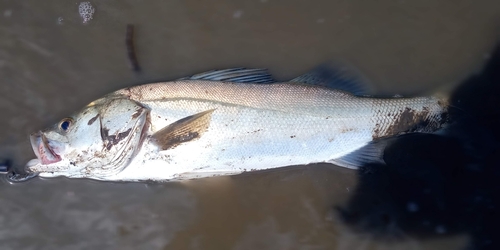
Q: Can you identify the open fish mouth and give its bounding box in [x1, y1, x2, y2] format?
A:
[30, 132, 62, 165]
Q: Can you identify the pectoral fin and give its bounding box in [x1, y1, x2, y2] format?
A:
[152, 109, 215, 150]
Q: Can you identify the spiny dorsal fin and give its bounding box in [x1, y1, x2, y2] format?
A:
[152, 109, 215, 150]
[178, 68, 276, 84]
[290, 62, 373, 96]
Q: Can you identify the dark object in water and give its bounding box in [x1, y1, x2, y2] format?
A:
[126, 24, 141, 72]
[0, 159, 38, 183]
[6, 170, 38, 183]
[0, 159, 10, 173]
[337, 43, 500, 250]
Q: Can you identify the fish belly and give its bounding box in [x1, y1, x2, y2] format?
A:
[107, 99, 376, 181]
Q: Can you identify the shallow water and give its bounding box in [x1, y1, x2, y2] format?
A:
[0, 0, 499, 249]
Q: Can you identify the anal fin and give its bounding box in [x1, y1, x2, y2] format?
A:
[328, 138, 394, 169]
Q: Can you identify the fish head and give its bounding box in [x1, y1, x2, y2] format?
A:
[28, 98, 150, 179]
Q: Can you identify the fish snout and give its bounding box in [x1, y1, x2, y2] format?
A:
[30, 131, 62, 165]
[29, 131, 42, 158]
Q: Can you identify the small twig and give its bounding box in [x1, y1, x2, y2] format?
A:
[126, 24, 141, 72]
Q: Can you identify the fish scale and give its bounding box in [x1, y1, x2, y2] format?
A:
[103, 81, 446, 181]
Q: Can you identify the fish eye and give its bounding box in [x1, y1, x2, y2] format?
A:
[59, 118, 73, 132]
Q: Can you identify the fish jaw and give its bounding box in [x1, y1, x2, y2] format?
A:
[30, 132, 62, 165]
[26, 157, 87, 178]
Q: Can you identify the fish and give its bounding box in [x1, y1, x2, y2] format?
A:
[26, 65, 449, 182]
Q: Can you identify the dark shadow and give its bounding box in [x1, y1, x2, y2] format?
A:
[336, 44, 500, 250]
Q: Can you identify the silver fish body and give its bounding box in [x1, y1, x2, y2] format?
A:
[27, 68, 448, 182]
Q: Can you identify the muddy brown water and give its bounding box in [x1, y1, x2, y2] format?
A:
[0, 0, 499, 249]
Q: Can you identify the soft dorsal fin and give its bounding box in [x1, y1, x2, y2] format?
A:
[178, 68, 276, 84]
[290, 63, 373, 96]
[152, 109, 215, 150]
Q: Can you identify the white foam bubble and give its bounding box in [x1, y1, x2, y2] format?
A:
[78, 2, 95, 24]
[233, 10, 243, 19]
[435, 225, 447, 234]
[3, 9, 12, 18]
[406, 201, 419, 212]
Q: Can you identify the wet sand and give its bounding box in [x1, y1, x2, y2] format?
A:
[0, 0, 499, 249]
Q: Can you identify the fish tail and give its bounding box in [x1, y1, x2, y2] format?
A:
[433, 91, 450, 109]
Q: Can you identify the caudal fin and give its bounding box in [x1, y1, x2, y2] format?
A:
[337, 42, 500, 250]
